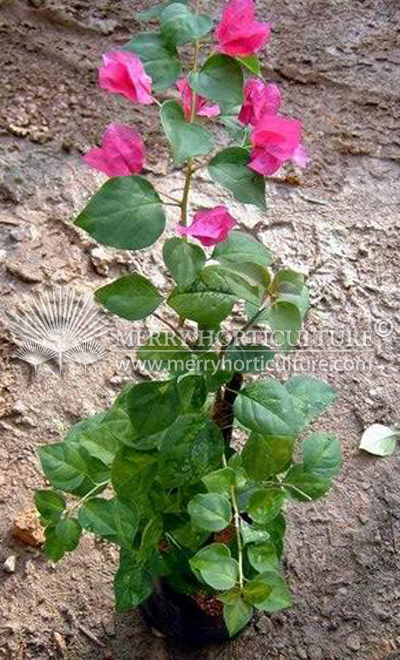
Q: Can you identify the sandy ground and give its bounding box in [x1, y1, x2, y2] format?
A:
[0, 0, 400, 658]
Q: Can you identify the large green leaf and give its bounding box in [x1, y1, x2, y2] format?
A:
[284, 465, 331, 501]
[202, 467, 235, 494]
[209, 147, 267, 211]
[242, 433, 295, 481]
[240, 520, 271, 546]
[248, 487, 285, 524]
[114, 552, 153, 611]
[123, 32, 180, 91]
[247, 541, 278, 573]
[223, 345, 274, 374]
[168, 279, 236, 327]
[163, 237, 206, 287]
[254, 570, 292, 612]
[111, 448, 158, 502]
[212, 231, 273, 268]
[189, 54, 244, 112]
[160, 3, 213, 46]
[34, 490, 66, 523]
[223, 598, 253, 637]
[160, 414, 224, 487]
[38, 443, 108, 496]
[95, 273, 162, 321]
[65, 413, 121, 466]
[127, 380, 181, 437]
[201, 264, 261, 305]
[55, 518, 82, 552]
[285, 375, 336, 427]
[266, 301, 303, 349]
[302, 432, 341, 478]
[160, 100, 214, 166]
[188, 493, 232, 532]
[75, 176, 166, 250]
[190, 543, 238, 590]
[234, 380, 302, 436]
[236, 55, 260, 75]
[271, 269, 309, 318]
[78, 497, 139, 547]
[243, 576, 271, 605]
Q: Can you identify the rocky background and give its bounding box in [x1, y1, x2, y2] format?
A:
[0, 1, 400, 659]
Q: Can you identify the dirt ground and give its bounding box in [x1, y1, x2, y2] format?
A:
[1, 0, 400, 658]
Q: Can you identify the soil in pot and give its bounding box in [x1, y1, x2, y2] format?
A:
[140, 578, 232, 644]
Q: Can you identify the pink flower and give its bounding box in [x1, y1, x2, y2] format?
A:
[178, 207, 236, 246]
[83, 124, 145, 177]
[99, 51, 153, 105]
[249, 114, 305, 175]
[176, 78, 220, 121]
[239, 79, 281, 126]
[216, 0, 271, 57]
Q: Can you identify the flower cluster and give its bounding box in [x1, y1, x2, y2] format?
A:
[83, 0, 306, 247]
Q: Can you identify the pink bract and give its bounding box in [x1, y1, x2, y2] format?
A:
[216, 0, 271, 57]
[178, 206, 236, 246]
[83, 124, 146, 177]
[239, 79, 281, 126]
[249, 114, 303, 175]
[99, 51, 153, 105]
[176, 78, 220, 120]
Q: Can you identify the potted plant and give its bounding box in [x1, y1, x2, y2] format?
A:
[34, 0, 341, 643]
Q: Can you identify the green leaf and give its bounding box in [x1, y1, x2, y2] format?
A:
[240, 520, 271, 546]
[202, 467, 235, 494]
[265, 513, 286, 559]
[242, 433, 295, 480]
[123, 32, 180, 91]
[285, 375, 336, 427]
[55, 517, 82, 551]
[189, 54, 244, 112]
[237, 55, 261, 75]
[188, 493, 232, 532]
[209, 147, 266, 211]
[190, 543, 238, 590]
[111, 448, 157, 502]
[34, 490, 66, 522]
[95, 274, 162, 321]
[75, 176, 166, 251]
[160, 415, 224, 487]
[127, 380, 181, 437]
[78, 497, 139, 547]
[43, 525, 65, 562]
[170, 521, 210, 552]
[114, 555, 153, 611]
[248, 488, 285, 524]
[201, 264, 261, 305]
[65, 413, 121, 466]
[160, 100, 214, 166]
[163, 238, 206, 286]
[253, 570, 292, 612]
[302, 432, 341, 478]
[223, 345, 274, 374]
[234, 379, 302, 436]
[168, 279, 235, 327]
[272, 269, 309, 318]
[223, 598, 253, 637]
[284, 465, 331, 501]
[160, 3, 213, 46]
[136, 0, 187, 21]
[139, 516, 163, 560]
[212, 231, 273, 268]
[267, 301, 302, 349]
[247, 541, 278, 573]
[38, 443, 108, 496]
[243, 576, 271, 605]
[359, 423, 398, 457]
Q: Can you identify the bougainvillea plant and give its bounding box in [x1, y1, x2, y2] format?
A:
[34, 0, 341, 639]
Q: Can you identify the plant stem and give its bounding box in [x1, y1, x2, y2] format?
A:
[180, 159, 193, 226]
[153, 312, 188, 345]
[67, 481, 109, 516]
[223, 454, 244, 589]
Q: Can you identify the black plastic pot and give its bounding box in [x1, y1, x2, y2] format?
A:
[139, 578, 230, 644]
